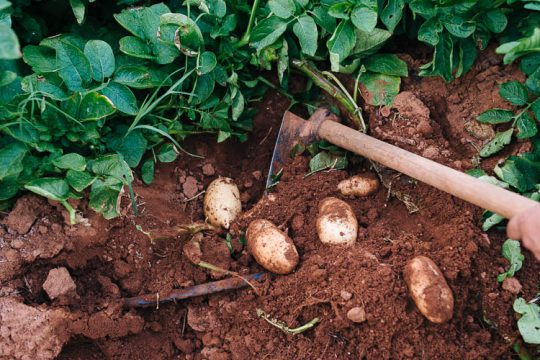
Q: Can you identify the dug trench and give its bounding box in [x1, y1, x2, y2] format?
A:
[1, 50, 539, 359]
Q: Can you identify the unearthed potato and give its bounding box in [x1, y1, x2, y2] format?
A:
[246, 219, 299, 274]
[204, 177, 241, 229]
[316, 197, 358, 245]
[338, 174, 379, 197]
[404, 256, 454, 324]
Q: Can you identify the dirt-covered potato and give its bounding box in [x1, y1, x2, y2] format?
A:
[204, 177, 241, 229]
[404, 256, 454, 324]
[316, 197, 358, 245]
[338, 174, 379, 197]
[246, 219, 299, 274]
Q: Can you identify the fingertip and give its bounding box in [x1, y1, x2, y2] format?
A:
[506, 217, 521, 240]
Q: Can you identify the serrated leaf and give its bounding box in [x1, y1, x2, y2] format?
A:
[100, 81, 138, 115]
[516, 113, 537, 139]
[53, 153, 86, 171]
[84, 40, 115, 82]
[268, 0, 296, 19]
[250, 16, 288, 51]
[351, 6, 377, 33]
[480, 128, 513, 157]
[364, 54, 407, 77]
[499, 81, 529, 106]
[141, 159, 154, 185]
[327, 20, 356, 71]
[477, 109, 515, 124]
[293, 15, 318, 56]
[0, 142, 26, 180]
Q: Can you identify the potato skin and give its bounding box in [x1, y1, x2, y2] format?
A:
[204, 177, 241, 229]
[404, 256, 454, 323]
[246, 219, 299, 274]
[316, 197, 358, 245]
[338, 174, 379, 197]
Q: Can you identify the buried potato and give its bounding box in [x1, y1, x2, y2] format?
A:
[246, 219, 299, 274]
[404, 256, 454, 324]
[338, 174, 379, 197]
[203, 177, 241, 229]
[316, 197, 358, 245]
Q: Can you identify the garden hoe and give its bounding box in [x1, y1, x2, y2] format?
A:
[267, 107, 537, 221]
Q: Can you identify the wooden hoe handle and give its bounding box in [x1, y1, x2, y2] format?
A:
[317, 120, 537, 220]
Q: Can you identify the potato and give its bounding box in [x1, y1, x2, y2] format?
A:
[204, 177, 241, 229]
[316, 197, 358, 245]
[404, 256, 454, 324]
[246, 219, 299, 274]
[338, 174, 379, 197]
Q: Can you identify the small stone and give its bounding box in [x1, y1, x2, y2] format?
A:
[340, 290, 353, 301]
[183, 176, 199, 198]
[422, 145, 440, 159]
[38, 225, 48, 234]
[42, 267, 77, 303]
[252, 171, 262, 181]
[113, 259, 131, 278]
[502, 277, 522, 294]
[202, 163, 215, 176]
[347, 307, 366, 323]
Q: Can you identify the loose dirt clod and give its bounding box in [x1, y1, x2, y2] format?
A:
[42, 267, 78, 304]
[501, 277, 522, 294]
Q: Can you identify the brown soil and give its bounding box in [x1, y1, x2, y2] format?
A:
[1, 49, 539, 359]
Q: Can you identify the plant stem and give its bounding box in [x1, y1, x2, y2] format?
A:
[235, 0, 262, 48]
[256, 308, 320, 335]
[291, 59, 366, 132]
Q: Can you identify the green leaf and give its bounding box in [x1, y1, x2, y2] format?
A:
[443, 18, 475, 39]
[417, 18, 442, 46]
[532, 98, 540, 120]
[477, 109, 515, 124]
[89, 177, 123, 219]
[160, 13, 204, 57]
[419, 32, 454, 82]
[44, 39, 92, 91]
[0, 24, 20, 59]
[480, 128, 513, 157]
[526, 67, 540, 94]
[119, 36, 155, 60]
[22, 45, 58, 72]
[250, 16, 288, 51]
[482, 213, 504, 231]
[52, 153, 86, 171]
[497, 239, 524, 282]
[483, 9, 507, 33]
[198, 51, 217, 75]
[351, 6, 377, 33]
[496, 28, 540, 64]
[158, 143, 178, 163]
[21, 73, 67, 100]
[311, 6, 336, 33]
[520, 53, 540, 76]
[141, 159, 154, 185]
[66, 169, 96, 192]
[516, 113, 537, 139]
[513, 298, 540, 344]
[100, 82, 138, 115]
[0, 0, 11, 11]
[309, 151, 348, 174]
[231, 91, 244, 121]
[327, 20, 356, 71]
[499, 81, 529, 106]
[84, 40, 115, 82]
[0, 70, 15, 87]
[114, 66, 172, 89]
[363, 54, 407, 77]
[25, 178, 70, 201]
[293, 15, 318, 56]
[0, 142, 26, 181]
[494, 159, 535, 192]
[70, 0, 85, 24]
[360, 72, 400, 106]
[268, 0, 296, 19]
[353, 27, 391, 55]
[0, 177, 19, 200]
[108, 129, 147, 167]
[89, 154, 133, 184]
[381, 0, 404, 32]
[79, 92, 116, 121]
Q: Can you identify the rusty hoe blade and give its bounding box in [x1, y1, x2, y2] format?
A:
[265, 108, 338, 189]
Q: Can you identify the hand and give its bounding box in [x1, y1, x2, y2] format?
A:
[507, 204, 540, 261]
